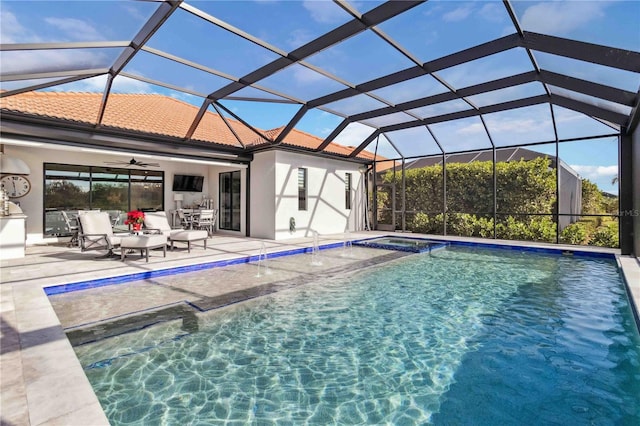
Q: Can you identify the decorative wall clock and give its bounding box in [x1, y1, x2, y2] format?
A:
[1, 175, 31, 198]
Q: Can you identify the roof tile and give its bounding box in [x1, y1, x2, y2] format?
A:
[1, 91, 375, 159]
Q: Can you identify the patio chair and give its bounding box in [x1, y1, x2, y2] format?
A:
[60, 211, 79, 247]
[176, 209, 191, 228]
[192, 209, 217, 236]
[77, 211, 127, 257]
[143, 211, 208, 252]
[106, 210, 122, 226]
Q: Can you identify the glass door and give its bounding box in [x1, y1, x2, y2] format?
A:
[219, 170, 241, 231]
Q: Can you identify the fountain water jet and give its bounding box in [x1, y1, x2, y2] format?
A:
[255, 242, 270, 277]
[342, 230, 353, 257]
[311, 230, 322, 266]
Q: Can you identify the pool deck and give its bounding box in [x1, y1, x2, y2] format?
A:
[1, 232, 638, 426]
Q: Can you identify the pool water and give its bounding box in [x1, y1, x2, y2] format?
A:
[71, 246, 640, 425]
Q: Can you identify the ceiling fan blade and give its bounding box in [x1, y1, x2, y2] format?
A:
[103, 158, 160, 167]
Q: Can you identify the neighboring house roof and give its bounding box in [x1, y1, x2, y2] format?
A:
[376, 147, 574, 174]
[0, 91, 376, 161]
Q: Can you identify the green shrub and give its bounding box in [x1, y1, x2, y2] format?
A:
[381, 157, 556, 216]
[560, 222, 587, 245]
[588, 223, 619, 248]
[528, 216, 557, 242]
[409, 212, 443, 234]
[496, 216, 556, 243]
[446, 213, 494, 238]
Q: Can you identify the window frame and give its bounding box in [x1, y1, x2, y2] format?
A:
[43, 162, 164, 236]
[298, 167, 307, 211]
[345, 172, 352, 210]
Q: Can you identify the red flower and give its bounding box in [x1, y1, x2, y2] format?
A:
[124, 210, 145, 225]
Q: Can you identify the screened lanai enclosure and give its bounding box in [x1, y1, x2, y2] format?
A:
[1, 0, 639, 253]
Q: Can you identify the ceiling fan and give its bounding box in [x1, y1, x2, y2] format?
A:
[104, 157, 160, 168]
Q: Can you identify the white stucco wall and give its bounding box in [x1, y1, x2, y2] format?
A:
[1, 143, 246, 244]
[250, 151, 277, 239]
[266, 151, 365, 240]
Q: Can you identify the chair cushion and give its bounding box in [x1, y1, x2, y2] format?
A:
[169, 230, 208, 242]
[79, 212, 113, 240]
[143, 212, 172, 233]
[120, 235, 167, 249]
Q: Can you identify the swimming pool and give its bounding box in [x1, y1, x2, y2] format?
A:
[65, 245, 640, 425]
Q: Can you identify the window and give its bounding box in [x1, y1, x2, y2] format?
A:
[43, 163, 164, 236]
[298, 168, 307, 211]
[345, 172, 352, 209]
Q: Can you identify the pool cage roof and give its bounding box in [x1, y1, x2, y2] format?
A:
[0, 0, 639, 163]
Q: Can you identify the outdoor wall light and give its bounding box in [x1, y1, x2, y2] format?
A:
[0, 145, 31, 175]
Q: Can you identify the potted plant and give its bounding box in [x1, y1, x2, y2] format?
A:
[125, 210, 145, 232]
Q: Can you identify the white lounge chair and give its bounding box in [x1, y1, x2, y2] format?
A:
[77, 211, 127, 257]
[143, 211, 208, 253]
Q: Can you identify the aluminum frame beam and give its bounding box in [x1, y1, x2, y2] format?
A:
[96, 0, 183, 126]
[520, 31, 640, 73]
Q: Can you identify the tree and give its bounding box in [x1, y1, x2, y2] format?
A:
[581, 179, 604, 214]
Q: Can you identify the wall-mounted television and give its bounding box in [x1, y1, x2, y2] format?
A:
[172, 174, 204, 192]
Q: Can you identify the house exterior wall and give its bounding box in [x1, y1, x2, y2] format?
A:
[1, 143, 246, 244]
[249, 151, 277, 239]
[249, 151, 365, 240]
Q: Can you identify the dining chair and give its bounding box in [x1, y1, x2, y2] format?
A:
[176, 209, 192, 229]
[192, 209, 215, 235]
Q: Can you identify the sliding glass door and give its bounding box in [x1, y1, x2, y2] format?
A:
[219, 170, 241, 231]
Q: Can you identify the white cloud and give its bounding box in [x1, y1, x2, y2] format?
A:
[303, 0, 345, 24]
[53, 74, 156, 94]
[0, 9, 39, 43]
[287, 29, 314, 49]
[571, 164, 618, 181]
[443, 5, 473, 22]
[457, 122, 485, 135]
[122, 4, 149, 22]
[45, 17, 103, 41]
[110, 75, 155, 93]
[333, 122, 376, 148]
[1, 49, 111, 75]
[487, 117, 542, 134]
[520, 1, 609, 35]
[292, 65, 326, 84]
[478, 3, 505, 23]
[60, 75, 108, 92]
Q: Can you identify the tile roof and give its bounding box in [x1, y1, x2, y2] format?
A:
[0, 91, 375, 160]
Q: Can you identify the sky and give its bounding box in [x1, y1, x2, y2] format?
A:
[1, 0, 638, 195]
